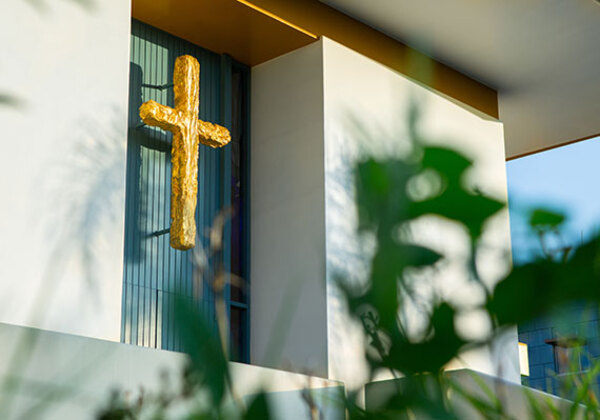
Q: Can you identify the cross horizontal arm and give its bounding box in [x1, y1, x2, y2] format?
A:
[139, 100, 181, 132]
[197, 120, 232, 148]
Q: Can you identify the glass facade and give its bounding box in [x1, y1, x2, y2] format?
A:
[507, 137, 600, 394]
[121, 20, 250, 362]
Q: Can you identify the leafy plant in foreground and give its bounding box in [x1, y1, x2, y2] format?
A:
[98, 108, 600, 419]
[338, 108, 600, 419]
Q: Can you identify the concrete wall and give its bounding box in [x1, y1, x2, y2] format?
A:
[322, 38, 520, 386]
[0, 322, 343, 419]
[0, 0, 131, 341]
[250, 37, 519, 387]
[250, 41, 329, 376]
[0, 1, 519, 394]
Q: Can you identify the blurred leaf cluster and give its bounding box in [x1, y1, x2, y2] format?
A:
[98, 106, 600, 419]
[338, 107, 600, 419]
[97, 215, 273, 420]
[96, 295, 271, 420]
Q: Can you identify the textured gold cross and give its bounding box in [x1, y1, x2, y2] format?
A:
[139, 55, 231, 250]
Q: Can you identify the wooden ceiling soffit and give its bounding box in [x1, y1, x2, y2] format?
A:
[131, 0, 318, 67]
[132, 0, 498, 119]
[247, 0, 498, 119]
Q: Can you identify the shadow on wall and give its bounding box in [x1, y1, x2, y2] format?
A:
[41, 105, 127, 303]
[0, 93, 26, 110]
[125, 62, 173, 265]
[0, 105, 128, 419]
[24, 0, 97, 14]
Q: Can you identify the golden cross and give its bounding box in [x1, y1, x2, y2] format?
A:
[139, 55, 231, 250]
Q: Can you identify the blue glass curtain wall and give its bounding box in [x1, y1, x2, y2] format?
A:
[122, 20, 250, 362]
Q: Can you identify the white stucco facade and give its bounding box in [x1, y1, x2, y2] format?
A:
[0, 0, 131, 341]
[250, 41, 329, 377]
[251, 38, 519, 387]
[0, 323, 343, 419]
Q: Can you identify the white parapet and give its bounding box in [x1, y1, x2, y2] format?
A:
[0, 322, 344, 419]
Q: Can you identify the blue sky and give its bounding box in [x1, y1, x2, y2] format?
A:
[506, 137, 600, 263]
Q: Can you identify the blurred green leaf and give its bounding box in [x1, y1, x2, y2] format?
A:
[568, 358, 600, 418]
[529, 208, 566, 230]
[397, 243, 443, 268]
[373, 376, 458, 420]
[244, 392, 272, 420]
[173, 295, 230, 406]
[384, 303, 465, 374]
[95, 390, 136, 420]
[352, 243, 442, 331]
[355, 159, 415, 231]
[412, 189, 505, 241]
[490, 237, 600, 325]
[409, 146, 505, 241]
[420, 146, 472, 185]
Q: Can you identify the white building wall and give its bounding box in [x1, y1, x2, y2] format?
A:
[322, 38, 519, 386]
[251, 37, 519, 387]
[0, 0, 131, 341]
[0, 1, 519, 389]
[250, 41, 329, 377]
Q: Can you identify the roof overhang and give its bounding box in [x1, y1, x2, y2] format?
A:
[131, 0, 317, 67]
[320, 0, 600, 158]
[132, 0, 499, 120]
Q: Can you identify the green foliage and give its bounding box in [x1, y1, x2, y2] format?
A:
[345, 128, 504, 379]
[382, 303, 465, 374]
[489, 236, 600, 325]
[340, 107, 600, 418]
[97, 221, 273, 420]
[529, 208, 566, 230]
[97, 106, 600, 419]
[96, 390, 138, 420]
[414, 147, 504, 241]
[173, 296, 230, 407]
[243, 393, 271, 420]
[96, 290, 274, 420]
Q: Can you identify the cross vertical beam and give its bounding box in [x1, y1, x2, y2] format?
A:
[170, 56, 200, 250]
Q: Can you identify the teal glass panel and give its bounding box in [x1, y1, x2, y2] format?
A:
[122, 20, 249, 361]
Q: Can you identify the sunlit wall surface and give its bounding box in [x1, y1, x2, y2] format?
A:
[251, 37, 519, 387]
[0, 0, 131, 341]
[507, 138, 600, 393]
